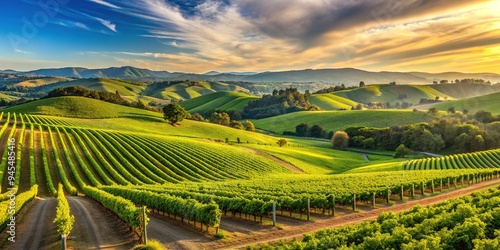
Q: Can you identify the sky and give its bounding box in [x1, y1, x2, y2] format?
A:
[1, 0, 499, 73]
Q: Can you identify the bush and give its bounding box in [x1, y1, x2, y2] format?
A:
[131, 240, 166, 250]
[331, 131, 349, 150]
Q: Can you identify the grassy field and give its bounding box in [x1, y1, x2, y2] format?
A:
[35, 78, 146, 98]
[432, 92, 500, 114]
[13, 76, 71, 87]
[3, 96, 157, 118]
[251, 110, 432, 134]
[309, 93, 359, 110]
[180, 91, 258, 113]
[143, 81, 249, 101]
[333, 84, 454, 106]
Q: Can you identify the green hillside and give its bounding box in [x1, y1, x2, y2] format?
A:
[432, 92, 500, 114]
[334, 84, 454, 106]
[143, 81, 249, 101]
[13, 76, 71, 87]
[251, 110, 432, 134]
[3, 96, 155, 118]
[0, 92, 19, 101]
[35, 78, 145, 98]
[180, 91, 257, 113]
[309, 93, 359, 110]
[430, 83, 500, 99]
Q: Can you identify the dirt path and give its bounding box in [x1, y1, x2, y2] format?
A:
[242, 148, 304, 174]
[148, 212, 214, 250]
[201, 177, 500, 249]
[11, 197, 59, 250]
[67, 196, 137, 249]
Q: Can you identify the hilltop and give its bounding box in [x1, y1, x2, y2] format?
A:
[179, 91, 258, 114]
[432, 92, 500, 114]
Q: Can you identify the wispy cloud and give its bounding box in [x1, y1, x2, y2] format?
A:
[76, 0, 500, 73]
[96, 17, 117, 32]
[88, 0, 121, 9]
[14, 49, 31, 54]
[56, 19, 91, 30]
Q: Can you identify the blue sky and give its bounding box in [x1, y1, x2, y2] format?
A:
[1, 0, 499, 73]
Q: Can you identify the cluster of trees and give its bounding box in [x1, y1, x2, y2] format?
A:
[162, 104, 257, 131]
[242, 88, 312, 119]
[46, 86, 159, 112]
[313, 84, 355, 94]
[433, 78, 494, 85]
[286, 123, 334, 139]
[209, 111, 255, 131]
[345, 111, 500, 153]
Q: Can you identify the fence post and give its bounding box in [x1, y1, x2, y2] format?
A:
[307, 197, 310, 221]
[272, 201, 276, 227]
[142, 206, 148, 245]
[352, 194, 356, 211]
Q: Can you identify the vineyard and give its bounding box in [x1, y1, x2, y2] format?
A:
[404, 149, 500, 170]
[256, 187, 500, 249]
[1, 106, 500, 248]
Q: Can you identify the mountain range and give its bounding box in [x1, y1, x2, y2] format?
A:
[2, 66, 500, 85]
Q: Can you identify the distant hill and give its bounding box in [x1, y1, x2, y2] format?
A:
[432, 92, 500, 115]
[6, 66, 500, 85]
[180, 91, 258, 114]
[143, 80, 250, 101]
[330, 84, 500, 107]
[309, 93, 359, 110]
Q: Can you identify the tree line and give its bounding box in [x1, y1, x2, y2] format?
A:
[344, 110, 500, 153]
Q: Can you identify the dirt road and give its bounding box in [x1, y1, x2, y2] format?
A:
[212, 177, 500, 249]
[67, 196, 137, 249]
[7, 197, 59, 250]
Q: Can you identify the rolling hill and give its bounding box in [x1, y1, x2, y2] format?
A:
[143, 81, 250, 101]
[309, 93, 359, 110]
[34, 78, 146, 97]
[251, 110, 432, 134]
[330, 84, 500, 107]
[180, 91, 258, 113]
[432, 92, 500, 114]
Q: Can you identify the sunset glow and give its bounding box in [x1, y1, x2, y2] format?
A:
[1, 0, 499, 73]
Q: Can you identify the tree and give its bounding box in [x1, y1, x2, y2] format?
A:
[309, 124, 324, 138]
[428, 108, 438, 116]
[394, 144, 410, 158]
[211, 112, 231, 126]
[277, 139, 288, 147]
[230, 121, 245, 130]
[331, 131, 349, 150]
[296, 123, 309, 137]
[163, 103, 189, 125]
[359, 81, 365, 87]
[447, 107, 456, 114]
[244, 120, 256, 132]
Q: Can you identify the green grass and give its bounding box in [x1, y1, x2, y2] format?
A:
[0, 92, 19, 101]
[334, 84, 454, 106]
[309, 93, 359, 110]
[251, 110, 432, 134]
[36, 78, 145, 98]
[144, 81, 249, 101]
[180, 91, 257, 113]
[13, 77, 71, 87]
[3, 96, 158, 118]
[432, 92, 500, 114]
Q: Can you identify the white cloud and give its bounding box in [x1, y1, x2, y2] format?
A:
[14, 49, 31, 54]
[88, 0, 121, 9]
[96, 18, 117, 32]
